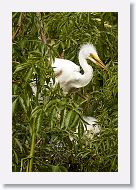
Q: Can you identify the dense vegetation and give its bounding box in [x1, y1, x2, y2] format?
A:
[12, 12, 118, 172]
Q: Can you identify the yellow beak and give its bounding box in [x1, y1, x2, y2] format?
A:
[90, 54, 106, 69]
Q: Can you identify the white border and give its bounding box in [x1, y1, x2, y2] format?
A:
[0, 0, 130, 184]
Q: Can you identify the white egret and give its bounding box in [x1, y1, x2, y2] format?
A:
[52, 43, 105, 94]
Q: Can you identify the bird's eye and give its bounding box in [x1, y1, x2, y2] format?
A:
[89, 53, 93, 58]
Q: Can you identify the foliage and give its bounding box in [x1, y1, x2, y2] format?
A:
[12, 12, 118, 172]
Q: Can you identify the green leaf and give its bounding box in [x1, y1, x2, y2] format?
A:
[25, 68, 33, 82]
[13, 150, 19, 164]
[77, 122, 84, 139]
[44, 99, 59, 111]
[14, 138, 23, 152]
[81, 152, 91, 159]
[58, 166, 68, 172]
[64, 110, 73, 129]
[31, 106, 43, 119]
[12, 97, 18, 117]
[19, 96, 27, 113]
[36, 111, 43, 133]
[14, 63, 29, 74]
[51, 165, 67, 172]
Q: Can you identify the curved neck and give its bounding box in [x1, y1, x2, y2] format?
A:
[78, 53, 93, 87]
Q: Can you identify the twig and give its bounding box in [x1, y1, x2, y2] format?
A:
[12, 80, 21, 84]
[60, 50, 65, 59]
[12, 13, 25, 41]
[28, 119, 36, 172]
[36, 12, 47, 44]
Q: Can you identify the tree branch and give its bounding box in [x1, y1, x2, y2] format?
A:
[12, 13, 25, 41]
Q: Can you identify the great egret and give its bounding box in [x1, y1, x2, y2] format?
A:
[31, 43, 105, 95]
[52, 44, 105, 94]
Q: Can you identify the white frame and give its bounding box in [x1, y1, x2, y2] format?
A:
[0, 0, 130, 184]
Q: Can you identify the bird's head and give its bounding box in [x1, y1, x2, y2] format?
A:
[80, 43, 106, 69]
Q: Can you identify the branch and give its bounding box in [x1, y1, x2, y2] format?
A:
[36, 12, 47, 44]
[12, 80, 21, 84]
[12, 13, 25, 41]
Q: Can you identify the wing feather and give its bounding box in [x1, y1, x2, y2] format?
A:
[52, 58, 80, 74]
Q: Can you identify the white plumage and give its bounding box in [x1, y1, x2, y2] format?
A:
[83, 116, 100, 136]
[69, 116, 100, 142]
[52, 44, 105, 94]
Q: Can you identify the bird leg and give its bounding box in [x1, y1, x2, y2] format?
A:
[68, 88, 88, 100]
[76, 92, 88, 100]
